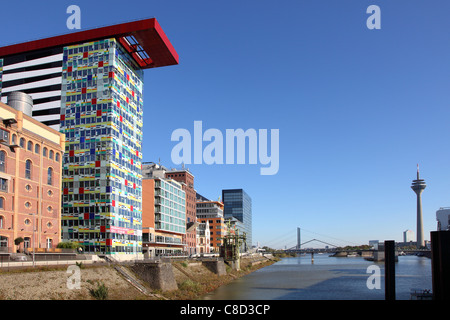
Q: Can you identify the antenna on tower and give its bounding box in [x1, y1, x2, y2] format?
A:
[417, 163, 420, 180]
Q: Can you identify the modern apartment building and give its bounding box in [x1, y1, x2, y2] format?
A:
[222, 189, 252, 251]
[0, 95, 64, 252]
[142, 167, 186, 257]
[165, 168, 197, 255]
[0, 19, 179, 256]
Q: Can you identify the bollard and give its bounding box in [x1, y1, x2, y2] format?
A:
[431, 231, 450, 300]
[384, 240, 396, 300]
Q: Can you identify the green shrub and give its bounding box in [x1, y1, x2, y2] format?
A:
[89, 282, 109, 300]
[57, 242, 82, 249]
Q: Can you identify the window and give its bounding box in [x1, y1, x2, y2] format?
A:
[0, 215, 4, 228]
[11, 134, 17, 145]
[47, 167, 53, 185]
[24, 218, 31, 225]
[49, 150, 54, 160]
[0, 151, 5, 172]
[55, 153, 60, 162]
[25, 160, 32, 179]
[35, 144, 40, 154]
[0, 179, 7, 192]
[20, 138, 25, 148]
[0, 129, 9, 143]
[27, 141, 33, 151]
[0, 199, 4, 210]
[43, 147, 48, 157]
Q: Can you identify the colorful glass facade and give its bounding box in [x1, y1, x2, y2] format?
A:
[60, 38, 144, 255]
[0, 59, 3, 92]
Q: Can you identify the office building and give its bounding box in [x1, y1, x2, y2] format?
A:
[0, 19, 179, 256]
[0, 95, 65, 252]
[403, 229, 414, 243]
[222, 189, 252, 251]
[165, 168, 197, 255]
[436, 207, 450, 231]
[142, 165, 186, 257]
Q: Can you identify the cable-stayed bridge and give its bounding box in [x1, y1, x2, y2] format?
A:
[260, 227, 362, 252]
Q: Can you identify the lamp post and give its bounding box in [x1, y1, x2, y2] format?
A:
[29, 213, 36, 267]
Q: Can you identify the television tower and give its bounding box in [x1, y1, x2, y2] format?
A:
[411, 164, 426, 247]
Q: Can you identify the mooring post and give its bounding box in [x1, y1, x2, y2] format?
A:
[385, 240, 396, 300]
[431, 231, 450, 300]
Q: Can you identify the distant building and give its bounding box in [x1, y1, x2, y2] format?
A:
[196, 220, 210, 254]
[436, 207, 450, 231]
[369, 240, 379, 249]
[403, 230, 415, 242]
[222, 189, 252, 251]
[0, 95, 65, 252]
[196, 200, 227, 252]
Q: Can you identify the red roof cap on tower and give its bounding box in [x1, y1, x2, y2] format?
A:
[0, 18, 179, 69]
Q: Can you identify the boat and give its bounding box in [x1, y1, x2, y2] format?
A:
[410, 288, 432, 300]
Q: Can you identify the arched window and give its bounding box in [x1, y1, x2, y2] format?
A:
[11, 134, 17, 145]
[43, 147, 48, 157]
[35, 144, 40, 154]
[0, 215, 4, 228]
[0, 199, 4, 210]
[27, 141, 33, 151]
[49, 150, 54, 160]
[0, 151, 5, 173]
[47, 167, 53, 185]
[25, 160, 32, 179]
[20, 138, 25, 148]
[55, 153, 60, 162]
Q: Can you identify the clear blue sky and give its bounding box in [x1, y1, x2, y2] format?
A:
[3, 0, 450, 248]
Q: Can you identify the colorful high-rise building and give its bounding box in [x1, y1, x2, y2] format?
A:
[0, 19, 179, 257]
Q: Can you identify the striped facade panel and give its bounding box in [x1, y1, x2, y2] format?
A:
[0, 48, 63, 130]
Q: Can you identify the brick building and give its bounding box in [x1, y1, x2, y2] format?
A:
[0, 94, 64, 253]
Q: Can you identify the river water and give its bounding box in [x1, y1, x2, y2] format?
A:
[202, 254, 432, 300]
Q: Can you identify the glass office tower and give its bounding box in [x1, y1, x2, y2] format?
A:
[222, 189, 252, 251]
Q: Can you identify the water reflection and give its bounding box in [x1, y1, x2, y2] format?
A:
[202, 254, 432, 300]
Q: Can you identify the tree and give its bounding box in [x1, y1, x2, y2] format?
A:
[14, 237, 24, 253]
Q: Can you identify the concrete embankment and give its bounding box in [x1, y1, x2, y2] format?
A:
[0, 254, 278, 300]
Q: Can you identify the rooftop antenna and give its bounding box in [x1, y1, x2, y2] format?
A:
[417, 163, 420, 180]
